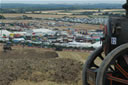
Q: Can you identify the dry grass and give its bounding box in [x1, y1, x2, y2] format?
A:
[11, 80, 81, 85]
[70, 10, 98, 13]
[0, 19, 100, 30]
[0, 19, 35, 23]
[0, 46, 90, 85]
[103, 9, 125, 12]
[44, 24, 100, 30]
[70, 24, 100, 30]
[0, 13, 66, 18]
[0, 9, 124, 19]
[0, 13, 88, 18]
[57, 51, 90, 63]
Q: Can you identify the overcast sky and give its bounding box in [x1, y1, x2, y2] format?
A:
[1, 0, 126, 4]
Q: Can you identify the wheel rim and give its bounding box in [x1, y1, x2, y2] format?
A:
[82, 46, 103, 85]
[96, 43, 128, 85]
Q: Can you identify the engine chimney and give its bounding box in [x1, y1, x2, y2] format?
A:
[123, 0, 128, 17]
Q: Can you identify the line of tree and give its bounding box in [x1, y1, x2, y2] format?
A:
[0, 15, 6, 19]
[0, 3, 123, 13]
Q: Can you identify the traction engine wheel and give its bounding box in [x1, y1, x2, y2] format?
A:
[96, 43, 128, 85]
[82, 46, 104, 85]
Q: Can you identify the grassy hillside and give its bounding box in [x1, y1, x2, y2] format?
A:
[0, 46, 90, 85]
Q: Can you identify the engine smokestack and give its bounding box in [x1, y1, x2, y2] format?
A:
[123, 0, 128, 17]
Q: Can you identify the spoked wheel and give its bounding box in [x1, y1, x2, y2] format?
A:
[82, 46, 104, 85]
[96, 43, 128, 85]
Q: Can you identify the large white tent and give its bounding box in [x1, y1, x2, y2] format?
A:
[92, 41, 102, 48]
[26, 28, 56, 36]
[32, 29, 52, 33]
[0, 30, 11, 37]
[66, 41, 92, 48]
[13, 32, 27, 35]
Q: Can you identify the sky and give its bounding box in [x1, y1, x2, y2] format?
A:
[1, 0, 126, 4]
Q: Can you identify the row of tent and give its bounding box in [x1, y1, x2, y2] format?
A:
[53, 41, 102, 49]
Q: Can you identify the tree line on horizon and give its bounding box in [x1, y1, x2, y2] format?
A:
[0, 3, 123, 13]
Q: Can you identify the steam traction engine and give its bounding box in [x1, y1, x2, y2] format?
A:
[82, 0, 128, 85]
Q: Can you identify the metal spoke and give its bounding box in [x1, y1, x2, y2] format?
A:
[98, 54, 104, 60]
[107, 74, 128, 84]
[108, 66, 115, 72]
[93, 63, 99, 68]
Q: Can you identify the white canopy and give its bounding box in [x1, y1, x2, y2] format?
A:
[32, 28, 52, 33]
[13, 32, 27, 35]
[0, 30, 11, 37]
[13, 38, 25, 41]
[67, 41, 92, 48]
[92, 41, 102, 48]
